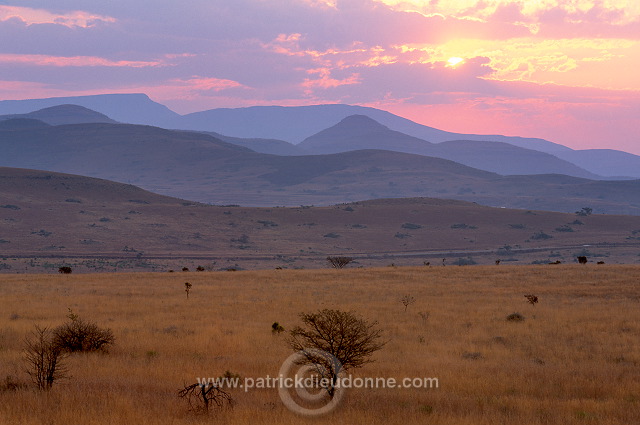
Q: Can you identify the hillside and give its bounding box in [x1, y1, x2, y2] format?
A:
[1, 122, 640, 214]
[1, 167, 640, 272]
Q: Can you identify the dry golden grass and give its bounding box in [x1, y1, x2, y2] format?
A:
[1, 265, 639, 424]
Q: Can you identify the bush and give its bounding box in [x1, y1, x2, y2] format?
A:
[452, 257, 477, 266]
[401, 223, 422, 230]
[530, 231, 553, 240]
[555, 225, 574, 232]
[506, 312, 525, 322]
[271, 322, 285, 334]
[53, 310, 114, 353]
[327, 256, 353, 269]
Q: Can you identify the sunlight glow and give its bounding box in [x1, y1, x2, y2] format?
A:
[447, 57, 464, 67]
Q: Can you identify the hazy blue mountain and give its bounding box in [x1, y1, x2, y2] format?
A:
[1, 121, 639, 214]
[180, 104, 571, 154]
[0, 118, 51, 130]
[203, 132, 305, 155]
[299, 115, 600, 179]
[0, 104, 116, 126]
[554, 149, 640, 179]
[2, 94, 638, 179]
[0, 94, 180, 128]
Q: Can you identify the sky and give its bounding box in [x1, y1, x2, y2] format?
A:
[0, 0, 639, 154]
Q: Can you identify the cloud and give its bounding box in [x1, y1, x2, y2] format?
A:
[0, 53, 163, 68]
[0, 0, 637, 153]
[0, 5, 115, 28]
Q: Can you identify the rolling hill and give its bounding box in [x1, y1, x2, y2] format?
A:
[1, 167, 640, 272]
[1, 122, 640, 214]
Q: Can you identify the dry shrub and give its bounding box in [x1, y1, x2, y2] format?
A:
[53, 310, 114, 353]
[23, 326, 67, 390]
[506, 312, 525, 322]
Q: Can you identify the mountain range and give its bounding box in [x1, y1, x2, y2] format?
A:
[2, 94, 639, 179]
[1, 115, 640, 214]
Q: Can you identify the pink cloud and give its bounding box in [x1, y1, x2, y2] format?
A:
[0, 53, 165, 68]
[169, 76, 246, 92]
[0, 5, 115, 28]
[302, 68, 361, 90]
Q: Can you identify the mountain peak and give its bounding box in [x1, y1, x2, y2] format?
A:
[299, 114, 434, 154]
[308, 114, 394, 141]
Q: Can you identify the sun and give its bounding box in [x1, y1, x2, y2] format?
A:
[447, 57, 464, 67]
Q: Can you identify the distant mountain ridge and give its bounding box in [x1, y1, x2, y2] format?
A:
[0, 104, 116, 126]
[0, 94, 179, 127]
[298, 115, 601, 179]
[1, 121, 640, 214]
[1, 94, 639, 179]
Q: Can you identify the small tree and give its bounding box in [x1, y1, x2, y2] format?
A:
[287, 309, 385, 397]
[178, 382, 233, 414]
[23, 326, 67, 390]
[326, 256, 353, 269]
[184, 282, 192, 299]
[400, 294, 416, 312]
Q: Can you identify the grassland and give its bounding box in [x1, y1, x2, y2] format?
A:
[1, 265, 639, 424]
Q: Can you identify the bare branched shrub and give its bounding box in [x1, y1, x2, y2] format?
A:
[178, 382, 233, 414]
[524, 294, 539, 306]
[184, 282, 192, 299]
[53, 309, 114, 353]
[401, 294, 416, 312]
[288, 309, 385, 397]
[23, 326, 67, 390]
[326, 256, 353, 269]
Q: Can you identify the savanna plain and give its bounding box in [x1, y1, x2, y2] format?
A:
[0, 265, 639, 424]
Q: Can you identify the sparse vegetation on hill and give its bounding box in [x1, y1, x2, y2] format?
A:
[2, 168, 640, 272]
